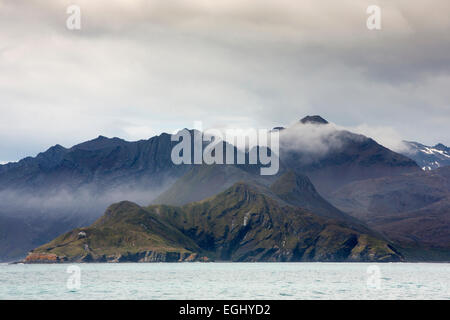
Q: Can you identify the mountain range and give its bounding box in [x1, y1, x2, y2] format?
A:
[329, 166, 450, 260]
[401, 141, 450, 171]
[1, 116, 449, 262]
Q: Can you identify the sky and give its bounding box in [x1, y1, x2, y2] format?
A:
[0, 0, 449, 163]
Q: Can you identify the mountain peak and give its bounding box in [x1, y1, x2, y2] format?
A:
[401, 141, 450, 170]
[269, 170, 355, 222]
[45, 144, 67, 153]
[71, 135, 126, 151]
[300, 115, 329, 125]
[434, 143, 448, 151]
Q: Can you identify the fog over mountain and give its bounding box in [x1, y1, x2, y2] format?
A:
[278, 121, 365, 164]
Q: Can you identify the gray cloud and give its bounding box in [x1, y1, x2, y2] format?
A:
[1, 0, 449, 162]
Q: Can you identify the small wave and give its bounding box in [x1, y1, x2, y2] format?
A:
[279, 292, 293, 296]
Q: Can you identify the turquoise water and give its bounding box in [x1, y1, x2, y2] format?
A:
[0, 263, 448, 300]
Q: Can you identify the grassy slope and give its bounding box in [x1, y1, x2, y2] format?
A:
[152, 183, 401, 262]
[29, 183, 402, 262]
[31, 201, 200, 261]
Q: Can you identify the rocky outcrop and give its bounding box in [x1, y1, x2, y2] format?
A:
[24, 251, 210, 264]
[102, 251, 209, 263]
[24, 253, 67, 263]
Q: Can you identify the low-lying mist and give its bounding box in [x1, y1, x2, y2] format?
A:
[0, 182, 173, 222]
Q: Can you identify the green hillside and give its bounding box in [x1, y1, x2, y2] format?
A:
[26, 182, 403, 263]
[26, 201, 204, 263]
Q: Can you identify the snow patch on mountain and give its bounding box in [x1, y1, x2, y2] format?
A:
[401, 141, 450, 170]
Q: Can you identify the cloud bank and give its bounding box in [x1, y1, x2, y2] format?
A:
[1, 0, 449, 162]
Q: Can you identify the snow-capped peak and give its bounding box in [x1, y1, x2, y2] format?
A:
[401, 141, 450, 170]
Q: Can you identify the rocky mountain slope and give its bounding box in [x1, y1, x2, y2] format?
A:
[26, 182, 403, 263]
[329, 166, 450, 260]
[0, 133, 188, 193]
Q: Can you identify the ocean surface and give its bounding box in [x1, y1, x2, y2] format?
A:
[0, 263, 448, 300]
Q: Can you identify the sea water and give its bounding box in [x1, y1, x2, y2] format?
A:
[0, 263, 448, 300]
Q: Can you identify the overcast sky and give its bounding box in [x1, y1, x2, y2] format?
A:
[1, 0, 449, 162]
